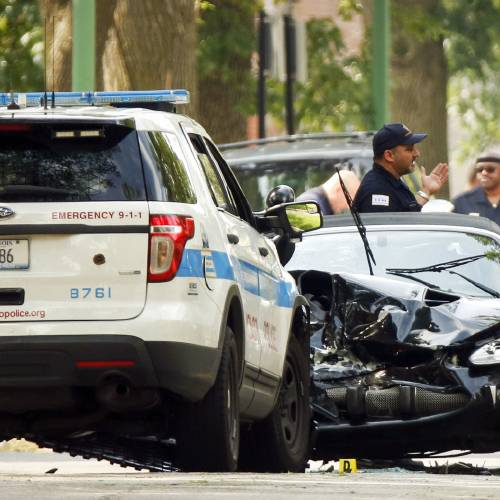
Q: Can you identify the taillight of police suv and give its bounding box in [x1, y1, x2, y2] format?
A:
[148, 215, 195, 282]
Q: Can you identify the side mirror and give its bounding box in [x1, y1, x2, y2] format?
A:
[284, 202, 322, 234]
[254, 200, 322, 266]
[261, 200, 322, 239]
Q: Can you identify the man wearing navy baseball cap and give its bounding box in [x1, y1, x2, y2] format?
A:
[353, 123, 449, 212]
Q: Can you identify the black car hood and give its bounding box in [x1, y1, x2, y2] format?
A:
[295, 270, 500, 356]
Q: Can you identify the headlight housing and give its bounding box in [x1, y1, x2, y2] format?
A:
[470, 340, 500, 366]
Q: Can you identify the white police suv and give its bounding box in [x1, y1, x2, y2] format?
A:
[0, 90, 321, 472]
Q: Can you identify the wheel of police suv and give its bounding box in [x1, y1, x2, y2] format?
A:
[240, 335, 310, 472]
[176, 326, 240, 472]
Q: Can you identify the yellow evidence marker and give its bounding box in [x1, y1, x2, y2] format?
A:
[338, 459, 357, 474]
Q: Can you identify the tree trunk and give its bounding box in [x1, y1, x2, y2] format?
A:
[39, 0, 198, 113]
[95, 0, 198, 116]
[39, 0, 72, 91]
[391, 0, 449, 198]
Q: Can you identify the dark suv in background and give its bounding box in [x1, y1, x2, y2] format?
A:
[220, 132, 374, 210]
[221, 132, 426, 211]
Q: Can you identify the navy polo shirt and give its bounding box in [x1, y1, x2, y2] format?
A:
[353, 163, 421, 213]
[452, 187, 500, 225]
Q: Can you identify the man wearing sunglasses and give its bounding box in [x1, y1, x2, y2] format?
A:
[453, 152, 500, 225]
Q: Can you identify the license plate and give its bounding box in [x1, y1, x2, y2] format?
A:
[0, 239, 29, 269]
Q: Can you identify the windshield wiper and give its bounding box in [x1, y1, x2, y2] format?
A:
[336, 167, 376, 275]
[448, 270, 500, 298]
[386, 254, 500, 298]
[385, 270, 441, 290]
[386, 254, 486, 274]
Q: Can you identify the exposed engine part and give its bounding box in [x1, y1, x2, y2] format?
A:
[326, 385, 470, 419]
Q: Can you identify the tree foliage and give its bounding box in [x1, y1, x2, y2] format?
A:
[443, 0, 500, 78]
[2, 0, 500, 161]
[377, 0, 500, 161]
[374, 0, 500, 162]
[296, 18, 372, 131]
[443, 0, 500, 158]
[267, 15, 372, 133]
[0, 0, 43, 92]
[266, 0, 500, 165]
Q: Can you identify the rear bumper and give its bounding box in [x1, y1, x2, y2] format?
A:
[0, 335, 220, 403]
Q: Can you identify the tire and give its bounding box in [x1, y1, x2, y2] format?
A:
[240, 335, 310, 472]
[176, 326, 240, 472]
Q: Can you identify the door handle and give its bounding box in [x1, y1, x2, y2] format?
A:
[227, 233, 239, 244]
[259, 246, 269, 257]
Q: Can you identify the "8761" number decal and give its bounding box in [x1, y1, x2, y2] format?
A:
[70, 287, 112, 299]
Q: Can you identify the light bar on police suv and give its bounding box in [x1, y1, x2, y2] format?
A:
[0, 89, 190, 108]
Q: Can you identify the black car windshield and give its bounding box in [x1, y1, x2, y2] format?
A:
[286, 229, 500, 297]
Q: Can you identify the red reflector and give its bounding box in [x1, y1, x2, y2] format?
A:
[0, 124, 31, 132]
[76, 360, 135, 368]
[185, 217, 195, 239]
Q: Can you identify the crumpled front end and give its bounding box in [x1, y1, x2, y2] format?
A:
[293, 269, 500, 458]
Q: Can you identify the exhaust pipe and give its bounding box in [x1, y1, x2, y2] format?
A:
[98, 377, 131, 405]
[97, 375, 160, 412]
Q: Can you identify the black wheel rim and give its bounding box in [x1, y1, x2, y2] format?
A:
[279, 354, 304, 451]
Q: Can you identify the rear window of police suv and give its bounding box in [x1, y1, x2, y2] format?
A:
[0, 123, 195, 204]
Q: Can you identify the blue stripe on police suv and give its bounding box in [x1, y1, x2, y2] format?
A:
[177, 249, 293, 307]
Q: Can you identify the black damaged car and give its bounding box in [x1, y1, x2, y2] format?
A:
[285, 212, 500, 459]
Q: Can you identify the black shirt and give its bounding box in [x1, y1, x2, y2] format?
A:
[296, 186, 333, 215]
[452, 187, 500, 225]
[353, 163, 421, 213]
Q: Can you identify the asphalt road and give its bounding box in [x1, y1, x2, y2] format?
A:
[1, 452, 500, 499]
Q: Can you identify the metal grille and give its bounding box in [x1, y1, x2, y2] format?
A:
[366, 387, 400, 416]
[415, 389, 469, 415]
[325, 387, 347, 404]
[325, 385, 469, 417]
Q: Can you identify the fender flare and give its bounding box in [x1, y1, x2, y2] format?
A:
[281, 294, 310, 373]
[261, 294, 310, 413]
[292, 294, 309, 314]
[289, 294, 309, 340]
